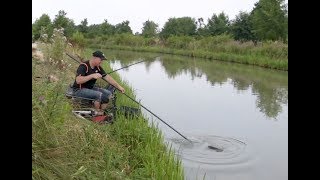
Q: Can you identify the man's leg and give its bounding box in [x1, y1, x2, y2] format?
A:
[93, 101, 101, 110]
[92, 87, 112, 110]
[73, 88, 104, 112]
[100, 103, 109, 110]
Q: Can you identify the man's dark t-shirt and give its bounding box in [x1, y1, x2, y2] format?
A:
[72, 61, 106, 89]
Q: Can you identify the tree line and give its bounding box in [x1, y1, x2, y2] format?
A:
[32, 0, 287, 43]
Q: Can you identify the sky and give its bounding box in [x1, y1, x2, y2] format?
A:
[32, 0, 283, 33]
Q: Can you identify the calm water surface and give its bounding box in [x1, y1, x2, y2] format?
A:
[106, 50, 288, 180]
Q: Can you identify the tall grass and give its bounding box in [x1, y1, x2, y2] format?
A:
[32, 29, 184, 179]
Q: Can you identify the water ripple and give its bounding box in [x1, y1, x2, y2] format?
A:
[168, 135, 251, 165]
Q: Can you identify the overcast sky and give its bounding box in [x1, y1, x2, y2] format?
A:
[32, 0, 285, 33]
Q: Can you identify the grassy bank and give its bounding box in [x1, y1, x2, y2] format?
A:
[85, 34, 287, 71]
[32, 30, 184, 179]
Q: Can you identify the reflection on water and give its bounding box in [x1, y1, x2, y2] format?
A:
[161, 56, 288, 120]
[105, 49, 288, 180]
[108, 50, 288, 119]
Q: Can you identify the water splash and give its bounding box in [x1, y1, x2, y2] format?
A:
[169, 135, 251, 165]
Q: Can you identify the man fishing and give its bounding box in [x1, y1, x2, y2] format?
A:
[71, 50, 125, 115]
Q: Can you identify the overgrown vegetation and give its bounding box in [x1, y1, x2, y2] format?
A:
[32, 0, 288, 70]
[32, 29, 184, 179]
[86, 34, 287, 70]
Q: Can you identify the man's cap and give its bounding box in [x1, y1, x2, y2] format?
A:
[92, 50, 107, 60]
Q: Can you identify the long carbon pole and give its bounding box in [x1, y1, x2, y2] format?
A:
[66, 52, 191, 142]
[66, 52, 82, 64]
[122, 93, 191, 141]
[106, 60, 145, 75]
[66, 52, 145, 75]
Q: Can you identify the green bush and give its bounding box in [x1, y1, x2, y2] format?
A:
[166, 36, 194, 49]
[70, 31, 86, 48]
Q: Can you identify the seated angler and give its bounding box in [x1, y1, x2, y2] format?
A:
[71, 50, 125, 115]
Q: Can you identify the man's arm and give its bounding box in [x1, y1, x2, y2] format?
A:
[76, 74, 101, 84]
[75, 64, 101, 84]
[103, 75, 125, 93]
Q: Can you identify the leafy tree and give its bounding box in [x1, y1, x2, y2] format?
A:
[52, 10, 75, 37]
[77, 18, 88, 34]
[196, 18, 205, 29]
[32, 14, 53, 41]
[100, 20, 115, 35]
[160, 17, 196, 39]
[86, 24, 101, 38]
[251, 0, 288, 41]
[206, 12, 230, 36]
[141, 20, 158, 38]
[115, 21, 132, 34]
[230, 11, 256, 42]
[196, 17, 209, 36]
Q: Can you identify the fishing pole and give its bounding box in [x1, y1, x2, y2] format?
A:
[106, 60, 145, 75]
[122, 93, 191, 142]
[66, 52, 83, 64]
[69, 88, 222, 150]
[66, 52, 224, 150]
[66, 52, 145, 75]
[66, 52, 191, 142]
